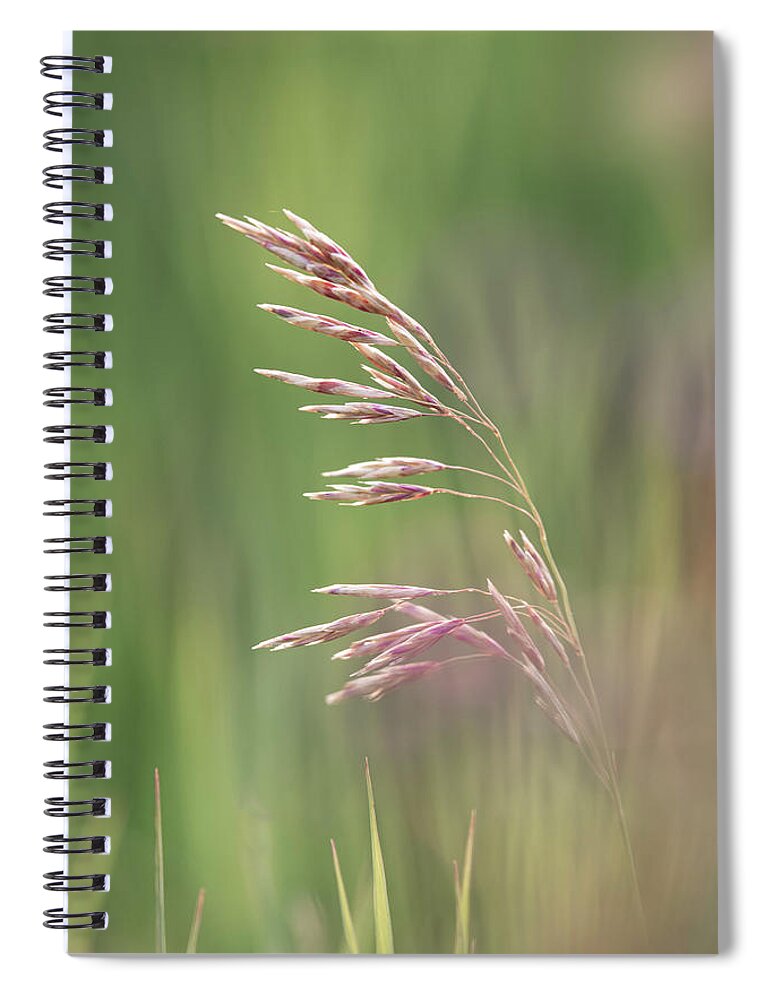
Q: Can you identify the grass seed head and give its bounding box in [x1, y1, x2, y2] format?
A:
[304, 481, 436, 506]
[299, 402, 425, 424]
[398, 602, 513, 661]
[363, 618, 464, 671]
[314, 583, 447, 599]
[525, 607, 570, 667]
[334, 622, 434, 664]
[266, 264, 390, 315]
[254, 368, 393, 399]
[487, 578, 545, 671]
[258, 305, 396, 346]
[326, 660, 441, 705]
[254, 608, 389, 651]
[322, 457, 447, 479]
[503, 529, 558, 602]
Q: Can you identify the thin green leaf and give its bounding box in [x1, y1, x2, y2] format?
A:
[330, 839, 359, 954]
[453, 810, 476, 954]
[185, 888, 206, 954]
[452, 860, 463, 954]
[365, 758, 394, 954]
[153, 767, 167, 954]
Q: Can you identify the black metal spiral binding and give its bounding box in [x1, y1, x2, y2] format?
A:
[43, 165, 109, 188]
[43, 425, 111, 444]
[43, 910, 108, 931]
[44, 759, 110, 780]
[43, 834, 109, 855]
[44, 537, 111, 554]
[44, 312, 110, 335]
[44, 91, 109, 117]
[44, 648, 110, 666]
[44, 688, 110, 705]
[44, 352, 110, 370]
[43, 53, 111, 932]
[44, 610, 110, 629]
[44, 387, 110, 407]
[44, 544, 108, 564]
[41, 55, 108, 79]
[45, 797, 108, 818]
[44, 870, 109, 888]
[43, 274, 108, 294]
[44, 498, 111, 517]
[43, 722, 109, 741]
[44, 203, 108, 225]
[44, 574, 111, 593]
[43, 238, 108, 260]
[44, 128, 109, 152]
[44, 461, 111, 480]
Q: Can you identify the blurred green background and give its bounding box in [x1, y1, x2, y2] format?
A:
[69, 31, 715, 953]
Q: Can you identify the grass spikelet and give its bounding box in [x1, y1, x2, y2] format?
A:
[397, 601, 513, 660]
[303, 481, 436, 507]
[361, 619, 462, 672]
[526, 606, 571, 667]
[253, 607, 389, 651]
[355, 344, 441, 407]
[266, 264, 389, 314]
[333, 621, 434, 664]
[365, 758, 394, 954]
[254, 368, 393, 399]
[486, 578, 544, 670]
[325, 660, 441, 704]
[314, 583, 447, 599]
[322, 457, 447, 479]
[330, 839, 360, 954]
[299, 402, 426, 424]
[282, 208, 357, 272]
[258, 304, 396, 346]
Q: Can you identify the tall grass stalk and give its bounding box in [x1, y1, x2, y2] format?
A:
[453, 810, 476, 954]
[330, 839, 360, 954]
[365, 758, 394, 954]
[153, 767, 167, 953]
[186, 888, 207, 954]
[332, 761, 475, 953]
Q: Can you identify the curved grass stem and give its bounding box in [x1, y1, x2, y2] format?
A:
[435, 488, 537, 522]
[441, 367, 649, 936]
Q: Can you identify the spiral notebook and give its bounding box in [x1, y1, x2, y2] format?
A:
[42, 31, 717, 954]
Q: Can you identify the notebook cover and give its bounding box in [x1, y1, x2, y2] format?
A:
[57, 30, 716, 954]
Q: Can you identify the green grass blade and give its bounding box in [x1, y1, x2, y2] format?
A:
[453, 810, 476, 954]
[452, 860, 463, 953]
[330, 839, 359, 954]
[365, 758, 394, 954]
[153, 767, 167, 953]
[186, 888, 206, 954]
